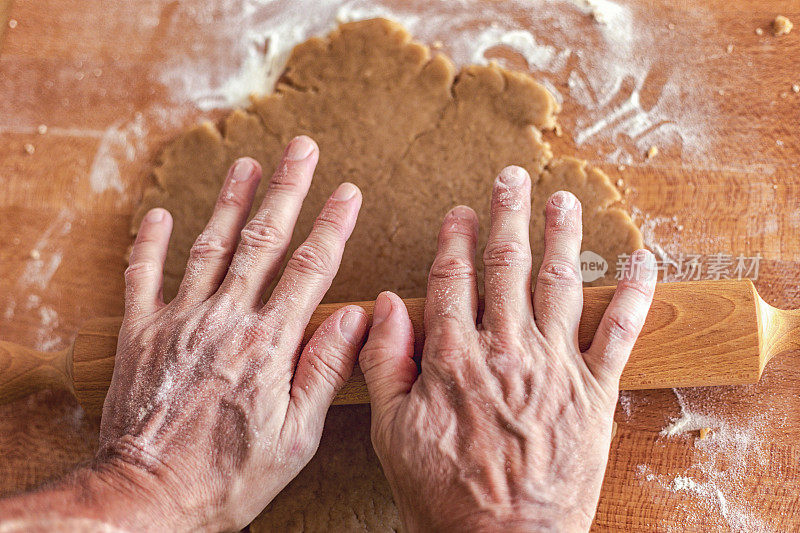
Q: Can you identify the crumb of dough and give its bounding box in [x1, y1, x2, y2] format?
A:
[553, 123, 563, 137]
[23, 143, 35, 155]
[37, 124, 48, 135]
[755, 27, 764, 36]
[624, 187, 631, 195]
[618, 164, 626, 171]
[431, 40, 443, 49]
[612, 421, 618, 439]
[774, 15, 793, 36]
[616, 178, 624, 187]
[646, 145, 659, 159]
[699, 427, 712, 440]
[7, 19, 17, 29]
[667, 22, 675, 30]
[29, 249, 41, 260]
[792, 84, 799, 93]
[726, 44, 734, 53]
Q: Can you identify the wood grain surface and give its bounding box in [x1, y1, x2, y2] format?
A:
[1, 0, 799, 530]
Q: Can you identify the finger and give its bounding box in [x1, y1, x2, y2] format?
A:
[533, 191, 584, 341]
[288, 305, 368, 424]
[125, 208, 173, 317]
[482, 166, 533, 331]
[260, 182, 362, 338]
[424, 206, 479, 338]
[178, 158, 262, 302]
[360, 292, 417, 419]
[221, 135, 319, 307]
[584, 249, 656, 386]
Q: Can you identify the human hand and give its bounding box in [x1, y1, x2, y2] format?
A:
[360, 166, 656, 531]
[95, 136, 368, 531]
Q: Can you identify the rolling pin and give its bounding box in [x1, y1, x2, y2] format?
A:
[1, 279, 798, 418]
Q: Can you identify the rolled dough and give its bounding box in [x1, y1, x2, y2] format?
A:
[132, 18, 642, 531]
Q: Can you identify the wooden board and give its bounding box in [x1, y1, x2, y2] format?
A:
[1, 0, 799, 530]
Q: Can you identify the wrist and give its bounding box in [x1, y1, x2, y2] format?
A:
[87, 459, 197, 531]
[0, 462, 200, 532]
[399, 502, 593, 533]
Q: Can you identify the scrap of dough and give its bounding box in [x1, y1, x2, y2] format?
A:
[773, 15, 793, 36]
[133, 18, 643, 530]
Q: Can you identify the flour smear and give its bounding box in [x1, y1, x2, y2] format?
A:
[153, 0, 713, 167]
[630, 388, 775, 532]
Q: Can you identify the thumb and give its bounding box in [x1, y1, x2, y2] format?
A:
[360, 292, 418, 420]
[289, 305, 369, 425]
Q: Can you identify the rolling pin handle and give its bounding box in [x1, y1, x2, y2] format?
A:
[0, 341, 73, 405]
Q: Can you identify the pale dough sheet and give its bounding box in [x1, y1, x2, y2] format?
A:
[132, 18, 642, 531]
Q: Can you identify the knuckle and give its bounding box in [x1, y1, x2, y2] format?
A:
[442, 216, 477, 240]
[483, 239, 529, 269]
[537, 259, 581, 287]
[310, 347, 350, 391]
[431, 346, 467, 373]
[429, 254, 474, 282]
[216, 189, 250, 210]
[288, 241, 336, 277]
[602, 312, 640, 343]
[243, 318, 280, 348]
[189, 231, 232, 260]
[313, 202, 348, 234]
[269, 163, 305, 192]
[620, 278, 655, 300]
[124, 261, 160, 283]
[427, 327, 469, 370]
[239, 217, 288, 251]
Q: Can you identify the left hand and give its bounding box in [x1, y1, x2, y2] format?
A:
[97, 136, 368, 531]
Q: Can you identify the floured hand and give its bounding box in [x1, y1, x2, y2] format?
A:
[97, 136, 367, 531]
[360, 166, 656, 532]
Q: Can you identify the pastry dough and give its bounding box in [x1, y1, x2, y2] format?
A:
[132, 18, 642, 530]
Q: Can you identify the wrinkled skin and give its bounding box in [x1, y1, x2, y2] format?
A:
[98, 136, 371, 531]
[360, 166, 656, 532]
[0, 140, 655, 533]
[0, 136, 371, 532]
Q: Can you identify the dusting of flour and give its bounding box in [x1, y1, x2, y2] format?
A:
[154, 0, 714, 166]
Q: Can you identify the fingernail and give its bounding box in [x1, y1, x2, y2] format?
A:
[230, 158, 256, 182]
[372, 292, 393, 326]
[632, 249, 656, 280]
[497, 165, 528, 187]
[551, 190, 577, 209]
[340, 308, 366, 345]
[449, 205, 475, 221]
[333, 182, 358, 201]
[285, 135, 315, 161]
[145, 208, 165, 223]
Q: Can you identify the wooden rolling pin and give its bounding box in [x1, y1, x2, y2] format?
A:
[0, 279, 797, 417]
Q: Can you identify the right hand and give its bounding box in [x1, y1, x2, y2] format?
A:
[359, 166, 656, 531]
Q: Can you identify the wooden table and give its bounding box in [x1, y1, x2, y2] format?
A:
[1, 0, 799, 529]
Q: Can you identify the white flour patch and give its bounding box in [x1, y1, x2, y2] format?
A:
[88, 112, 147, 194]
[151, 0, 711, 166]
[661, 389, 718, 437]
[17, 208, 73, 291]
[35, 305, 63, 352]
[639, 466, 771, 532]
[2, 209, 73, 349]
[637, 388, 773, 531]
